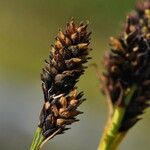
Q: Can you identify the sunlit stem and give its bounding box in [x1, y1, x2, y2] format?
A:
[110, 131, 127, 150]
[97, 85, 136, 150]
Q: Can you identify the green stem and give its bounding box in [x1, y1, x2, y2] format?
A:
[110, 131, 127, 150]
[97, 107, 125, 150]
[30, 127, 45, 150]
[97, 85, 136, 150]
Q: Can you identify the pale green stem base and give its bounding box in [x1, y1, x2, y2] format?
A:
[30, 127, 45, 150]
[110, 131, 127, 150]
[97, 85, 136, 150]
[97, 107, 125, 150]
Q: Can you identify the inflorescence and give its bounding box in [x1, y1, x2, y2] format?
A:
[39, 20, 91, 139]
[101, 0, 150, 132]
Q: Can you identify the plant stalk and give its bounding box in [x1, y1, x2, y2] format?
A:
[97, 85, 136, 150]
[110, 132, 127, 150]
[30, 127, 45, 150]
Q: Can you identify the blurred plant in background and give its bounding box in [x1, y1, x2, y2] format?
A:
[98, 0, 150, 149]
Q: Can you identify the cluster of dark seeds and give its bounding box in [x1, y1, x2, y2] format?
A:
[39, 20, 91, 138]
[101, 0, 150, 131]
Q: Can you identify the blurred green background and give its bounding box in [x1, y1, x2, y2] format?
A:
[0, 0, 150, 149]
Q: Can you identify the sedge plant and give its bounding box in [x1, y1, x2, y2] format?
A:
[30, 20, 91, 150]
[98, 0, 150, 149]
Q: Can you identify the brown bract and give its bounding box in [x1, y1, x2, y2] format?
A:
[39, 20, 91, 138]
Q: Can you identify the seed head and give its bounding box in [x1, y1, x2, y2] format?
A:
[39, 20, 91, 138]
[101, 0, 150, 131]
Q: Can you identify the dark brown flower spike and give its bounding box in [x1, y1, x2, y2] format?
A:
[30, 19, 91, 150]
[101, 0, 150, 132]
[97, 1, 150, 149]
[39, 20, 91, 139]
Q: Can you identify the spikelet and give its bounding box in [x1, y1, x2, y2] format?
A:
[101, 0, 150, 131]
[39, 20, 91, 139]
